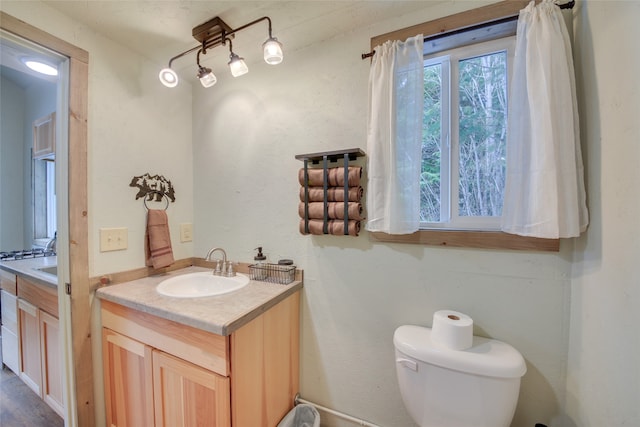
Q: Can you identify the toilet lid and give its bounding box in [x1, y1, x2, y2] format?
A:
[394, 325, 527, 378]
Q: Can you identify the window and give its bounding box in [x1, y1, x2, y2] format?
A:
[421, 36, 515, 230]
[33, 158, 56, 243]
[368, 1, 559, 251]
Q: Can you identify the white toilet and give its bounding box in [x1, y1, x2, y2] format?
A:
[394, 325, 527, 427]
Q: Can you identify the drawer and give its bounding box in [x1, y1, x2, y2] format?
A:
[17, 276, 58, 317]
[101, 300, 230, 376]
[1, 290, 18, 333]
[1, 325, 20, 374]
[0, 270, 17, 295]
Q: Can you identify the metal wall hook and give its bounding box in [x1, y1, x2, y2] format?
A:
[130, 173, 176, 209]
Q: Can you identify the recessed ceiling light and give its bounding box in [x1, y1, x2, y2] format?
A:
[21, 58, 58, 76]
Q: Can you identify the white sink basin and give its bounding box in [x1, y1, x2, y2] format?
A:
[36, 266, 57, 276]
[156, 272, 250, 298]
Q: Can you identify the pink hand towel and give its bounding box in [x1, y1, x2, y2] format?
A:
[145, 209, 174, 269]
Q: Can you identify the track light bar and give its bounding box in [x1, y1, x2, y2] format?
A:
[159, 16, 284, 88]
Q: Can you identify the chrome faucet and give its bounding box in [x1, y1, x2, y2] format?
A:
[205, 247, 234, 276]
[45, 231, 57, 254]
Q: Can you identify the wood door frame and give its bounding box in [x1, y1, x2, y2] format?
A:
[1, 11, 93, 426]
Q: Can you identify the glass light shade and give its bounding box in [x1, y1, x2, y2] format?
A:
[23, 59, 58, 76]
[159, 67, 179, 88]
[228, 53, 248, 77]
[263, 37, 283, 65]
[197, 67, 217, 88]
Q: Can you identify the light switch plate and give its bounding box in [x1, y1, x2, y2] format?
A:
[180, 223, 193, 243]
[100, 227, 128, 252]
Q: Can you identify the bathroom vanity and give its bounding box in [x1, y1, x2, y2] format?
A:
[96, 266, 302, 427]
[0, 257, 64, 417]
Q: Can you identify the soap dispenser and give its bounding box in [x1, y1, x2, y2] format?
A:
[253, 247, 267, 280]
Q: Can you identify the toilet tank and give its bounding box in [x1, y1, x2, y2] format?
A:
[394, 325, 526, 427]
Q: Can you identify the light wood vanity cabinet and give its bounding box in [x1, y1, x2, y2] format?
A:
[101, 290, 300, 427]
[153, 349, 231, 426]
[18, 298, 43, 395]
[16, 276, 64, 417]
[102, 329, 156, 426]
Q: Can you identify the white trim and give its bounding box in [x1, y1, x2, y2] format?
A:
[421, 35, 515, 231]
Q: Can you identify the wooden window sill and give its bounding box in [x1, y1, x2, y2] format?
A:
[370, 230, 559, 252]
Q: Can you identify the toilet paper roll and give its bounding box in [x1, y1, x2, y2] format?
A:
[431, 310, 474, 350]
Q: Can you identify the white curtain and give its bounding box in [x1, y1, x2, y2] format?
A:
[365, 34, 424, 234]
[502, 0, 588, 238]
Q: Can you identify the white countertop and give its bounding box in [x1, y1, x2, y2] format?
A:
[95, 266, 302, 336]
[0, 256, 58, 288]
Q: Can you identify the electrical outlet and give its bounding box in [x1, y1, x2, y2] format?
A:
[100, 227, 128, 252]
[180, 223, 193, 242]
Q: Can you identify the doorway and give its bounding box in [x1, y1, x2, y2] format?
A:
[1, 12, 92, 427]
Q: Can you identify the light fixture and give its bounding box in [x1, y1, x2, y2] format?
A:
[21, 58, 58, 76]
[263, 37, 283, 65]
[196, 49, 217, 87]
[159, 67, 179, 88]
[226, 39, 248, 77]
[159, 16, 283, 88]
[228, 52, 248, 77]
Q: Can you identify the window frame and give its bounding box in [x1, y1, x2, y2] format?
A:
[368, 0, 560, 251]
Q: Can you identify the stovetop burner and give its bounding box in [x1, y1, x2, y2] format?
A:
[0, 248, 56, 261]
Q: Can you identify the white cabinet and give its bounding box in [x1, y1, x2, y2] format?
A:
[1, 289, 20, 373]
[33, 112, 56, 159]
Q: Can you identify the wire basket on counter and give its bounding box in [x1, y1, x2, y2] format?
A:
[249, 263, 296, 285]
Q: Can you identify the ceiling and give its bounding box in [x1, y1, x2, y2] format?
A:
[2, 1, 445, 87]
[0, 34, 61, 89]
[37, 1, 440, 81]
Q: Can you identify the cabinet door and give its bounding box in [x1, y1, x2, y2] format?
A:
[40, 310, 64, 417]
[18, 298, 42, 396]
[33, 112, 56, 159]
[102, 328, 154, 427]
[1, 290, 20, 374]
[152, 350, 231, 427]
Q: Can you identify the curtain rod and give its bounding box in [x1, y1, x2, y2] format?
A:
[361, 0, 575, 60]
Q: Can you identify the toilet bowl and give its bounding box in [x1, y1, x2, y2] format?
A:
[394, 325, 526, 427]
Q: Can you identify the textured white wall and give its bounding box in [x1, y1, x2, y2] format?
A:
[192, 4, 573, 426]
[0, 1, 195, 276]
[85, 29, 194, 275]
[23, 80, 57, 247]
[0, 76, 25, 250]
[567, 2, 640, 426]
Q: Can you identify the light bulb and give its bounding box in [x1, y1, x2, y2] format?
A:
[159, 67, 178, 88]
[263, 37, 283, 65]
[197, 66, 217, 88]
[228, 53, 248, 77]
[22, 59, 58, 76]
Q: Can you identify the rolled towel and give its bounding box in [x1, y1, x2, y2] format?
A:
[299, 219, 361, 236]
[145, 209, 174, 269]
[299, 186, 363, 202]
[298, 166, 362, 187]
[298, 202, 365, 221]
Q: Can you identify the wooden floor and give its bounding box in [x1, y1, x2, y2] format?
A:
[0, 365, 64, 427]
